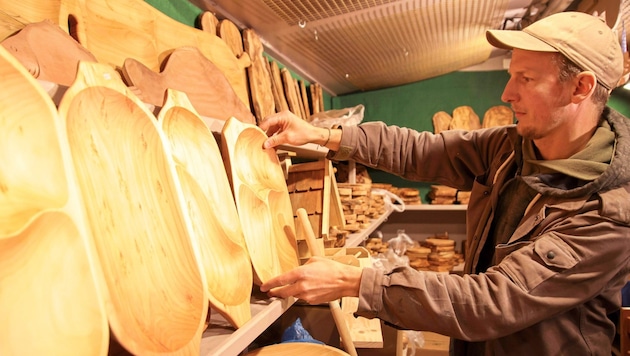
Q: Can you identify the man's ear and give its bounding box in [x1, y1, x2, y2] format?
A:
[572, 71, 597, 103]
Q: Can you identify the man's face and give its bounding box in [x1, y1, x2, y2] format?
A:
[501, 49, 574, 140]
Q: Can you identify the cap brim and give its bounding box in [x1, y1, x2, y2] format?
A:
[486, 29, 558, 53]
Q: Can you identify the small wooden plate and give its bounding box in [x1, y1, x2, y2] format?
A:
[158, 88, 253, 328]
[221, 117, 300, 284]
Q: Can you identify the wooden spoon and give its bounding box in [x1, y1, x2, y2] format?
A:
[58, 60, 208, 355]
[157, 88, 253, 328]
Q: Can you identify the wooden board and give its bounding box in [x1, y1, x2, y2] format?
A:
[121, 46, 255, 123]
[221, 117, 300, 284]
[157, 88, 253, 328]
[432, 111, 452, 134]
[1, 19, 97, 86]
[243, 28, 275, 123]
[218, 19, 244, 59]
[268, 59, 289, 112]
[199, 11, 219, 36]
[0, 44, 108, 356]
[281, 68, 304, 119]
[449, 105, 481, 131]
[58, 61, 207, 355]
[57, 0, 251, 109]
[482, 105, 514, 128]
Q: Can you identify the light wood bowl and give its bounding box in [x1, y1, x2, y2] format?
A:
[0, 45, 108, 355]
[221, 117, 300, 284]
[157, 88, 253, 328]
[57, 61, 208, 355]
[246, 343, 351, 356]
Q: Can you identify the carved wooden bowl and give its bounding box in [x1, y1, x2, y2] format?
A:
[57, 61, 207, 355]
[221, 117, 299, 284]
[157, 89, 253, 328]
[0, 46, 108, 355]
[246, 343, 351, 356]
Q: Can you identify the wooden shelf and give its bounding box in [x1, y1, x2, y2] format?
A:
[200, 294, 296, 355]
[345, 204, 395, 247]
[198, 202, 395, 355]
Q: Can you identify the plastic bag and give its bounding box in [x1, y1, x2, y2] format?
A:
[371, 188, 405, 212]
[388, 229, 415, 256]
[400, 330, 425, 356]
[308, 104, 365, 128]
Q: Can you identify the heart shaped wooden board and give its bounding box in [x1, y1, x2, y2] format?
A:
[58, 60, 208, 355]
[122, 46, 255, 124]
[0, 45, 108, 356]
[221, 117, 299, 284]
[157, 88, 253, 328]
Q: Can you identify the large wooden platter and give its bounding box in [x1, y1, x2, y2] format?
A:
[57, 61, 208, 355]
[56, 0, 250, 109]
[121, 46, 255, 123]
[221, 117, 300, 284]
[157, 88, 253, 328]
[0, 45, 108, 356]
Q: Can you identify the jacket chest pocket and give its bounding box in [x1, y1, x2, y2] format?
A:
[496, 234, 580, 291]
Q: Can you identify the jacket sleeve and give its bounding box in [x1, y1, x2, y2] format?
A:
[327, 122, 513, 191]
[355, 208, 630, 341]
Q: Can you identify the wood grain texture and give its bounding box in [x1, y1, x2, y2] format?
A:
[281, 68, 304, 119]
[221, 117, 299, 284]
[121, 46, 255, 123]
[268, 59, 289, 112]
[218, 19, 244, 59]
[243, 28, 275, 123]
[1, 19, 97, 86]
[157, 89, 253, 328]
[58, 61, 208, 355]
[0, 44, 108, 356]
[57, 0, 251, 109]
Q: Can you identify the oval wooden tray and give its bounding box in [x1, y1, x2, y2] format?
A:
[57, 61, 208, 355]
[221, 117, 299, 284]
[0, 45, 108, 356]
[157, 88, 253, 328]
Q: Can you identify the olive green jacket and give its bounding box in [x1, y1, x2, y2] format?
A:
[329, 107, 630, 355]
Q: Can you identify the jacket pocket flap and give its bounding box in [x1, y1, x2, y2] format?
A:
[533, 235, 578, 270]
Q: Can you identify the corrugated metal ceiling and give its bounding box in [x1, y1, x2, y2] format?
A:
[190, 0, 628, 95]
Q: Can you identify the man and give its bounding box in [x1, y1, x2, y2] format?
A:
[259, 12, 630, 355]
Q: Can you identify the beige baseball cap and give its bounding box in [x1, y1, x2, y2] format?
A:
[486, 11, 624, 91]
